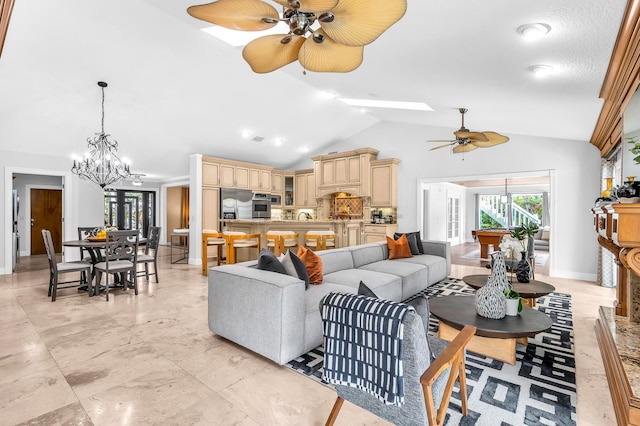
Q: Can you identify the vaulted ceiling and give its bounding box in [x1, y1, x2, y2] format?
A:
[0, 0, 629, 181]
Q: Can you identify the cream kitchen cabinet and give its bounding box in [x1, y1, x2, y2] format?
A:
[235, 166, 250, 189]
[202, 187, 220, 231]
[249, 168, 271, 192]
[312, 148, 378, 197]
[219, 163, 236, 187]
[295, 171, 316, 208]
[363, 224, 398, 244]
[370, 158, 400, 207]
[202, 162, 219, 187]
[272, 171, 283, 193]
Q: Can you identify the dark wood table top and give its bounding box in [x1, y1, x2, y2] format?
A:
[462, 274, 555, 299]
[429, 295, 553, 339]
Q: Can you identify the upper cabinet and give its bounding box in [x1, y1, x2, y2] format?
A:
[370, 159, 400, 207]
[202, 156, 273, 190]
[311, 148, 378, 197]
[295, 170, 316, 208]
[202, 162, 219, 187]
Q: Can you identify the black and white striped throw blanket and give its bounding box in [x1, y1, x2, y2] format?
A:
[320, 292, 414, 407]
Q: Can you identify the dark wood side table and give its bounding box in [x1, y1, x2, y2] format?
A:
[462, 274, 555, 307]
[429, 295, 553, 364]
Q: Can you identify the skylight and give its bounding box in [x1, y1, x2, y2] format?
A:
[337, 98, 433, 111]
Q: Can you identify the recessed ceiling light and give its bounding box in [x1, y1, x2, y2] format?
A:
[529, 65, 554, 78]
[517, 23, 551, 42]
[337, 98, 433, 111]
[300, 147, 309, 153]
[273, 137, 284, 146]
[201, 23, 290, 47]
[241, 129, 253, 139]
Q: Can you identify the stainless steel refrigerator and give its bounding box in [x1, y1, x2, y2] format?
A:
[220, 188, 253, 220]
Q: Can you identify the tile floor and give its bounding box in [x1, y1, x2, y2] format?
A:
[0, 248, 618, 425]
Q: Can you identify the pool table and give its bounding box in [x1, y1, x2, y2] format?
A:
[471, 228, 511, 258]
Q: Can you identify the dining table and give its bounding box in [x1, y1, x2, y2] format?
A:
[63, 237, 146, 295]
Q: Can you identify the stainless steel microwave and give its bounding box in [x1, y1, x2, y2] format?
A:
[252, 199, 271, 219]
[270, 194, 281, 205]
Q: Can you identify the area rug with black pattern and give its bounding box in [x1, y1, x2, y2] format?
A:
[285, 277, 576, 426]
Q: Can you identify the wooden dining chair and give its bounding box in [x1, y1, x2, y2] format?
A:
[77, 226, 101, 262]
[42, 229, 92, 302]
[93, 230, 139, 301]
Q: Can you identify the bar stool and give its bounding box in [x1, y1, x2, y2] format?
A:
[304, 230, 336, 251]
[280, 232, 300, 255]
[201, 230, 225, 276]
[266, 231, 300, 256]
[224, 231, 261, 264]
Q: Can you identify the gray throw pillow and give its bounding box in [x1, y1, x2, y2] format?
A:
[280, 249, 310, 289]
[395, 231, 424, 254]
[257, 249, 287, 275]
[358, 281, 378, 298]
[394, 232, 420, 255]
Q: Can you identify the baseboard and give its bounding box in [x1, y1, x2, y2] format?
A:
[549, 268, 597, 282]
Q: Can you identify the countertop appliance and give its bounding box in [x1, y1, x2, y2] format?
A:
[371, 209, 383, 223]
[220, 188, 253, 221]
[252, 193, 271, 219]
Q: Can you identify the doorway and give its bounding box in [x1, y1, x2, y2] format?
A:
[30, 188, 62, 254]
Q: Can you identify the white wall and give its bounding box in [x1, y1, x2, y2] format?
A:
[294, 121, 601, 281]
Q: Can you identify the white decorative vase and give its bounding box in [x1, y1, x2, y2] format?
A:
[505, 298, 520, 316]
[475, 252, 509, 319]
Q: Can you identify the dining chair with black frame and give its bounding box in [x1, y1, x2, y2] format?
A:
[93, 230, 139, 301]
[42, 229, 92, 302]
[137, 226, 161, 283]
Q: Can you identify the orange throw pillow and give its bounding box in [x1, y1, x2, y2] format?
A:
[297, 246, 324, 285]
[387, 235, 413, 260]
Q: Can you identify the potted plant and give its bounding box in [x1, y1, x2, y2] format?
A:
[504, 288, 522, 316]
[627, 136, 640, 165]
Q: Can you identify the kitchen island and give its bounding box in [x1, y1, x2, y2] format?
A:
[203, 219, 398, 266]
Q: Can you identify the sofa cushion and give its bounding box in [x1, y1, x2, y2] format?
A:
[393, 255, 448, 286]
[394, 232, 420, 255]
[297, 246, 323, 285]
[323, 269, 402, 302]
[351, 244, 385, 268]
[360, 260, 428, 300]
[257, 249, 287, 275]
[387, 235, 413, 260]
[316, 248, 355, 275]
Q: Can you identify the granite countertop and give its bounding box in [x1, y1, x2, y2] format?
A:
[221, 219, 365, 224]
[601, 306, 640, 396]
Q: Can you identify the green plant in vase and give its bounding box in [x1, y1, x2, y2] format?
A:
[504, 288, 523, 314]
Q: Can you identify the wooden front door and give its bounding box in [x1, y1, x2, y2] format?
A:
[31, 189, 62, 255]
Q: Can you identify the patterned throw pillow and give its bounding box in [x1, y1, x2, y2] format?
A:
[387, 235, 413, 259]
[297, 246, 323, 285]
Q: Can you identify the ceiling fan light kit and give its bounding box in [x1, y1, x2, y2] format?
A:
[428, 108, 510, 154]
[187, 0, 407, 73]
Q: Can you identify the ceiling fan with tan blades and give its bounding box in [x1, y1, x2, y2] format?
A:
[187, 0, 406, 73]
[428, 108, 510, 153]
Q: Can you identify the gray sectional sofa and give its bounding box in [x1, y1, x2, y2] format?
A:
[207, 239, 451, 365]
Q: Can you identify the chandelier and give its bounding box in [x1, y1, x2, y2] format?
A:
[72, 81, 130, 188]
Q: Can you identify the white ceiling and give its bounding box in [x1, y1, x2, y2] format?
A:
[0, 0, 629, 181]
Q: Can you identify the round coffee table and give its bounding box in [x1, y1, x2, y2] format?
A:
[429, 295, 553, 364]
[462, 274, 555, 307]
